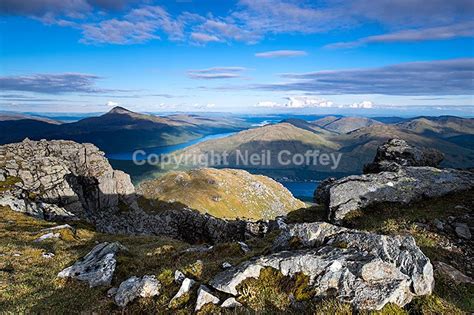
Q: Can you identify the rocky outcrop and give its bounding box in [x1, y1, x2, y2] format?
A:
[0, 139, 137, 220]
[113, 275, 161, 307]
[316, 139, 474, 223]
[210, 222, 434, 311]
[0, 140, 276, 244]
[363, 139, 444, 173]
[318, 167, 474, 223]
[58, 242, 125, 287]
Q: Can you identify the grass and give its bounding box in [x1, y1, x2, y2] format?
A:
[0, 176, 21, 192]
[0, 206, 276, 313]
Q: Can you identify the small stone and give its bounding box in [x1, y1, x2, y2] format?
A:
[12, 253, 21, 257]
[107, 287, 118, 297]
[237, 241, 250, 253]
[435, 261, 474, 285]
[195, 285, 220, 311]
[222, 262, 232, 269]
[221, 297, 242, 308]
[432, 219, 444, 231]
[34, 232, 61, 242]
[174, 270, 185, 283]
[454, 223, 471, 240]
[42, 252, 55, 259]
[114, 275, 161, 307]
[170, 278, 195, 305]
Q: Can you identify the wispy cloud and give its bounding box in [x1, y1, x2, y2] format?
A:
[255, 50, 307, 58]
[326, 22, 474, 48]
[190, 32, 221, 43]
[0, 73, 116, 94]
[187, 67, 247, 80]
[254, 58, 474, 96]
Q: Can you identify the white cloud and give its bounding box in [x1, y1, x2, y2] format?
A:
[350, 100, 374, 108]
[256, 101, 280, 107]
[255, 96, 333, 108]
[255, 50, 308, 58]
[190, 32, 221, 43]
[286, 96, 333, 108]
[106, 100, 119, 106]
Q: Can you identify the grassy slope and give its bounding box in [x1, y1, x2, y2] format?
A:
[2, 189, 472, 313]
[138, 168, 306, 220]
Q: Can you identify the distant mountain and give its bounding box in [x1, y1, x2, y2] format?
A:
[280, 118, 336, 135]
[396, 116, 474, 138]
[0, 113, 61, 124]
[312, 116, 382, 134]
[138, 168, 305, 220]
[175, 117, 474, 175]
[0, 107, 248, 152]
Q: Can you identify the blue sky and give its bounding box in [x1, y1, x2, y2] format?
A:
[0, 0, 473, 115]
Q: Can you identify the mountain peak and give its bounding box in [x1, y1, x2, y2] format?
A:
[108, 106, 133, 114]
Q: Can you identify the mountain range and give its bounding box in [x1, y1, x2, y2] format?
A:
[174, 115, 474, 176]
[0, 107, 248, 152]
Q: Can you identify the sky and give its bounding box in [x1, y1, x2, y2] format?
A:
[0, 0, 473, 115]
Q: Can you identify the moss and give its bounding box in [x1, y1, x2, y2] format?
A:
[0, 176, 21, 192]
[182, 260, 204, 280]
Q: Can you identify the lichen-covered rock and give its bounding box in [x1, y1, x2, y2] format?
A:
[316, 167, 474, 223]
[195, 285, 220, 311]
[363, 139, 444, 174]
[210, 222, 434, 311]
[0, 139, 137, 220]
[57, 242, 125, 287]
[114, 275, 161, 307]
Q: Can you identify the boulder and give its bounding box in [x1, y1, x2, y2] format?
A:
[114, 275, 161, 307]
[195, 285, 220, 311]
[363, 139, 444, 174]
[316, 167, 474, 223]
[210, 222, 434, 311]
[57, 242, 125, 287]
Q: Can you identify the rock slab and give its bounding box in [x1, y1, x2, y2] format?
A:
[57, 242, 125, 287]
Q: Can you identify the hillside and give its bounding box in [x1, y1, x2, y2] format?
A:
[175, 118, 474, 175]
[0, 107, 247, 152]
[396, 116, 474, 138]
[312, 116, 382, 134]
[138, 168, 305, 220]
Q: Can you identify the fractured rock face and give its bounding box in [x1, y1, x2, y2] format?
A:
[114, 275, 161, 307]
[57, 242, 125, 287]
[363, 139, 444, 174]
[210, 222, 434, 311]
[316, 167, 474, 223]
[0, 139, 137, 220]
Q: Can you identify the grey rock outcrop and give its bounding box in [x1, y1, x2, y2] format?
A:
[0, 139, 137, 220]
[316, 139, 474, 223]
[58, 242, 125, 287]
[0, 139, 264, 244]
[221, 297, 242, 308]
[210, 222, 434, 311]
[363, 139, 444, 174]
[434, 261, 474, 284]
[317, 167, 474, 223]
[114, 275, 161, 307]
